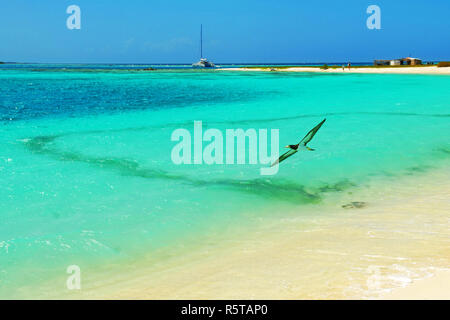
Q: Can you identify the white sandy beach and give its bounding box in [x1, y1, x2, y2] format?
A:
[53, 166, 450, 300]
[221, 66, 450, 75]
[381, 270, 450, 300]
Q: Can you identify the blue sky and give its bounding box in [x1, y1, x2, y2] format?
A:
[0, 0, 449, 63]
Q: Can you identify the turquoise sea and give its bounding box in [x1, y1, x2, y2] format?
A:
[0, 66, 449, 298]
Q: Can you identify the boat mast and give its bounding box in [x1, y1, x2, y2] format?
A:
[200, 24, 203, 59]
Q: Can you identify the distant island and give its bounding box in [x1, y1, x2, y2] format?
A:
[221, 61, 450, 75]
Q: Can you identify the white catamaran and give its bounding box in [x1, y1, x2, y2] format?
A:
[192, 25, 215, 68]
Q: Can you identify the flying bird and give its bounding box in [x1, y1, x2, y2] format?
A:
[271, 119, 326, 167]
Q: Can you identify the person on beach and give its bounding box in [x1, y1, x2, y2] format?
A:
[347, 62, 351, 70]
[342, 65, 345, 71]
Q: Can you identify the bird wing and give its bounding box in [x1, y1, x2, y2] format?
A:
[299, 118, 326, 146]
[271, 149, 298, 167]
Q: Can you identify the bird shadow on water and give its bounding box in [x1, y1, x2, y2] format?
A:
[22, 134, 356, 204]
[20, 107, 448, 204]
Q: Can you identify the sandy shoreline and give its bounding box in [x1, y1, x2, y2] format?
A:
[54, 165, 450, 300]
[381, 270, 450, 300]
[221, 66, 450, 75]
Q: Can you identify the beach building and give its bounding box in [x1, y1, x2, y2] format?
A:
[374, 59, 392, 66]
[374, 57, 422, 66]
[402, 57, 422, 65]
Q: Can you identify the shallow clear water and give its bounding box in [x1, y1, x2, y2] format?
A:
[0, 67, 449, 298]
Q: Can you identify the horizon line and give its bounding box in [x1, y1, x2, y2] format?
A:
[1, 60, 445, 65]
